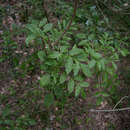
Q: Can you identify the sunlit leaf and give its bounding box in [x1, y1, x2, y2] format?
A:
[120, 50, 126, 56]
[97, 62, 102, 71]
[80, 64, 92, 77]
[112, 62, 117, 70]
[65, 57, 73, 74]
[73, 61, 80, 76]
[26, 35, 35, 45]
[78, 40, 88, 46]
[69, 46, 83, 56]
[88, 60, 96, 69]
[68, 79, 74, 93]
[60, 73, 66, 84]
[39, 18, 47, 27]
[75, 86, 81, 97]
[40, 74, 50, 86]
[76, 33, 86, 39]
[43, 23, 53, 32]
[49, 51, 61, 59]
[37, 51, 46, 61]
[91, 52, 102, 59]
[79, 82, 89, 87]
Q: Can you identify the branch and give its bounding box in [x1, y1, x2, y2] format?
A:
[90, 107, 130, 112]
[113, 96, 129, 109]
[52, 0, 78, 46]
[90, 96, 130, 112]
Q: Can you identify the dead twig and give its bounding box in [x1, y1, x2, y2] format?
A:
[90, 96, 130, 112]
[113, 96, 129, 109]
[90, 107, 130, 112]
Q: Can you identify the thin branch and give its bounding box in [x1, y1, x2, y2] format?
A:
[52, 0, 78, 46]
[113, 96, 129, 109]
[90, 96, 130, 112]
[90, 107, 130, 112]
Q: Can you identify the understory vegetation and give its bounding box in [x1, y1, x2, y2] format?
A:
[0, 0, 130, 129]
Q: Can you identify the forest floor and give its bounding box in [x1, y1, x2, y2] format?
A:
[0, 0, 130, 129]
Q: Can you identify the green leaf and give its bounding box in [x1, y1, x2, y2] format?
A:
[58, 21, 62, 30]
[28, 120, 36, 126]
[43, 23, 53, 32]
[96, 96, 103, 105]
[75, 86, 81, 97]
[25, 35, 35, 45]
[100, 59, 105, 70]
[68, 79, 74, 93]
[95, 92, 109, 97]
[97, 62, 102, 71]
[76, 53, 88, 62]
[88, 60, 96, 69]
[26, 24, 38, 33]
[114, 53, 119, 60]
[49, 51, 61, 59]
[4, 120, 14, 125]
[40, 74, 50, 86]
[69, 46, 83, 56]
[52, 74, 57, 84]
[91, 52, 102, 59]
[60, 73, 66, 84]
[81, 89, 87, 99]
[79, 82, 89, 87]
[102, 92, 109, 97]
[80, 64, 92, 77]
[54, 87, 64, 99]
[44, 93, 54, 107]
[65, 57, 73, 74]
[78, 40, 88, 46]
[2, 108, 11, 117]
[120, 50, 126, 56]
[60, 46, 68, 53]
[74, 75, 84, 81]
[76, 33, 86, 39]
[39, 18, 47, 27]
[112, 62, 117, 70]
[73, 61, 80, 76]
[0, 58, 4, 63]
[37, 51, 46, 61]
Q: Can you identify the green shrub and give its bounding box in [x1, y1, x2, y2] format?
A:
[25, 17, 128, 107]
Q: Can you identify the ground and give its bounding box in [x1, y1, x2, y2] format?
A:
[0, 0, 130, 129]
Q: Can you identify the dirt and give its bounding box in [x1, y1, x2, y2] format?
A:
[0, 0, 130, 129]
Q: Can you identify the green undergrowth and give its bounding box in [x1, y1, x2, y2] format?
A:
[0, 0, 130, 129]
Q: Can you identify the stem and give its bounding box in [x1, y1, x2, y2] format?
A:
[52, 0, 79, 46]
[90, 107, 130, 112]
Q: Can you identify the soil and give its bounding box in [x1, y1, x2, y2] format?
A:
[0, 0, 130, 129]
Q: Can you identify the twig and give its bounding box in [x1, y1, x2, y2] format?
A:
[52, 0, 78, 46]
[90, 96, 130, 112]
[113, 96, 129, 109]
[90, 107, 130, 112]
